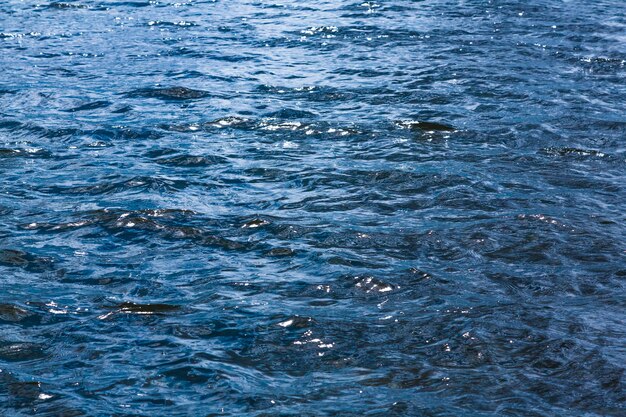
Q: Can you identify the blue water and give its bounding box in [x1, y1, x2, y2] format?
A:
[1, 0, 625, 415]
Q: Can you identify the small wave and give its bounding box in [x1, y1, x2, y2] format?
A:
[127, 86, 211, 100]
[0, 304, 34, 324]
[23, 208, 249, 251]
[36, 176, 189, 195]
[541, 147, 608, 158]
[0, 249, 55, 272]
[395, 120, 456, 132]
[45, 2, 89, 10]
[147, 20, 198, 28]
[0, 148, 51, 159]
[0, 341, 47, 362]
[64, 100, 111, 112]
[265, 247, 296, 257]
[154, 154, 229, 167]
[241, 218, 271, 229]
[352, 275, 395, 294]
[265, 108, 318, 119]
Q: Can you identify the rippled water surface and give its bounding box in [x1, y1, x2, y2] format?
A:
[1, 0, 625, 415]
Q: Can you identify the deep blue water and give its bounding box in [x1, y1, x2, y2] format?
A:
[1, 0, 625, 415]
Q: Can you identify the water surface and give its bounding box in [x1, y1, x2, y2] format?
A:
[1, 0, 625, 415]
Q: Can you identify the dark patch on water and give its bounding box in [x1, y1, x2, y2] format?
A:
[0, 342, 47, 362]
[64, 100, 111, 112]
[45, 2, 89, 10]
[127, 86, 212, 100]
[0, 304, 33, 324]
[154, 154, 229, 168]
[97, 301, 183, 319]
[0, 249, 55, 272]
[395, 120, 456, 132]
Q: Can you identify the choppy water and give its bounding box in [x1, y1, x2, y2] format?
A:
[1, 0, 625, 415]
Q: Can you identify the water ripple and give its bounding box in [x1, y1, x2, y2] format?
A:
[1, 0, 625, 415]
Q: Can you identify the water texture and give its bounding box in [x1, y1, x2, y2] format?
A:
[1, 0, 625, 415]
